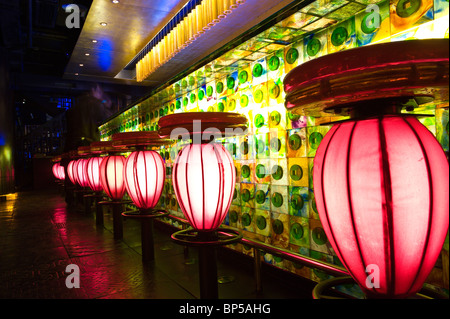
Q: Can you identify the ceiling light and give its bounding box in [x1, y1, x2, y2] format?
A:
[112, 0, 120, 3]
[79, 63, 84, 67]
[85, 53, 90, 56]
[100, 22, 108, 26]
[92, 39, 98, 43]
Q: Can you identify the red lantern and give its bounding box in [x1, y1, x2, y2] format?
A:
[159, 112, 247, 232]
[86, 157, 104, 192]
[58, 165, 65, 180]
[172, 142, 236, 231]
[99, 155, 126, 200]
[67, 160, 78, 185]
[313, 115, 449, 298]
[124, 150, 165, 210]
[75, 158, 90, 188]
[52, 163, 59, 179]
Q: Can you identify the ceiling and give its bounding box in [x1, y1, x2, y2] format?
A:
[1, 0, 302, 123]
[64, 0, 301, 89]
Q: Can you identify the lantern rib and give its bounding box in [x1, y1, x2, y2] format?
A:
[402, 117, 434, 297]
[131, 152, 140, 208]
[346, 121, 375, 294]
[318, 124, 352, 273]
[151, 152, 158, 208]
[102, 158, 109, 196]
[378, 116, 396, 297]
[141, 152, 147, 208]
[211, 144, 224, 230]
[200, 144, 206, 230]
[173, 153, 187, 224]
[104, 157, 113, 198]
[113, 157, 118, 199]
[89, 160, 93, 189]
[184, 146, 197, 229]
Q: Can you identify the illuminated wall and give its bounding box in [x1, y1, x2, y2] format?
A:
[99, 0, 449, 296]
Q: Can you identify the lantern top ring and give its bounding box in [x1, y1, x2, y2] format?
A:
[283, 39, 449, 117]
[171, 227, 242, 247]
[157, 112, 248, 140]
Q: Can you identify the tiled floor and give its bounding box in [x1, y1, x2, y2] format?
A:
[0, 189, 316, 299]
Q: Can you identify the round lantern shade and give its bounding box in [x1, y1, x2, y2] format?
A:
[124, 150, 165, 210]
[86, 157, 104, 192]
[67, 160, 78, 185]
[58, 165, 65, 180]
[52, 163, 61, 179]
[99, 155, 126, 200]
[313, 115, 449, 298]
[75, 159, 90, 188]
[173, 143, 235, 231]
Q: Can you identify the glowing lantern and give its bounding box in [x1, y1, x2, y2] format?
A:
[158, 112, 247, 232]
[173, 142, 235, 231]
[52, 163, 61, 179]
[313, 115, 449, 298]
[99, 155, 126, 201]
[112, 131, 171, 211]
[86, 157, 104, 192]
[67, 160, 78, 185]
[123, 150, 165, 210]
[75, 158, 90, 188]
[58, 165, 65, 180]
[284, 39, 449, 298]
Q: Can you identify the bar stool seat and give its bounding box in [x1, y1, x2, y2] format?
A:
[158, 112, 248, 139]
[283, 38, 449, 117]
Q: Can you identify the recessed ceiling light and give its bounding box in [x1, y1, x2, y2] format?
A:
[79, 63, 84, 67]
[112, 0, 120, 3]
[75, 73, 79, 75]
[100, 22, 107, 26]
[85, 53, 90, 56]
[92, 39, 98, 43]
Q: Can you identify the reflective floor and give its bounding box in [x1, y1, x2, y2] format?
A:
[0, 189, 315, 299]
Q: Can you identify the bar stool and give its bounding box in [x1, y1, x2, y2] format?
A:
[158, 112, 248, 299]
[97, 141, 129, 239]
[111, 131, 173, 262]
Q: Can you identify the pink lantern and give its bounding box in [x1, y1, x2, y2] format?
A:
[124, 150, 165, 210]
[313, 115, 449, 298]
[173, 143, 235, 231]
[112, 131, 172, 211]
[52, 162, 61, 179]
[58, 165, 65, 180]
[158, 112, 247, 232]
[86, 157, 104, 192]
[99, 155, 126, 201]
[75, 158, 90, 188]
[67, 160, 78, 185]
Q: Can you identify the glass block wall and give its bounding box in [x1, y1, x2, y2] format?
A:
[99, 0, 449, 297]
